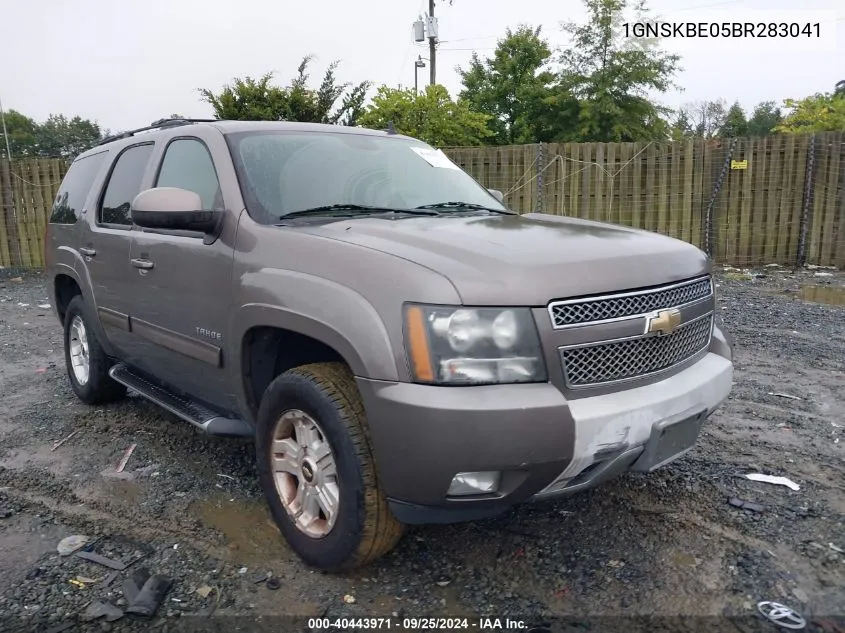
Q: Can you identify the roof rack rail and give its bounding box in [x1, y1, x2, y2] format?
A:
[95, 118, 220, 147]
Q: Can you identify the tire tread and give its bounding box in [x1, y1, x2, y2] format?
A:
[285, 362, 404, 569]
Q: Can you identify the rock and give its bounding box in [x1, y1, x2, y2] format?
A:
[57, 535, 89, 556]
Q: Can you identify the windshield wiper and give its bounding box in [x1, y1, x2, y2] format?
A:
[280, 204, 440, 220]
[414, 201, 515, 215]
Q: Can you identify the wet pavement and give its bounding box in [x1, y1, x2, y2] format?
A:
[0, 264, 843, 631]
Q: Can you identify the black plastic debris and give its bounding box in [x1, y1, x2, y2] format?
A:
[82, 601, 124, 622]
[76, 550, 127, 570]
[729, 497, 765, 512]
[103, 570, 120, 587]
[125, 574, 173, 617]
[266, 576, 281, 590]
[123, 567, 151, 605]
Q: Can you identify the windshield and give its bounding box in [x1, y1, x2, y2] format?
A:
[224, 130, 508, 223]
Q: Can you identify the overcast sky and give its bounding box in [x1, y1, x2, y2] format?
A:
[1, 0, 841, 133]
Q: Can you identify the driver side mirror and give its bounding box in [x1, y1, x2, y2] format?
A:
[487, 188, 504, 203]
[131, 187, 220, 233]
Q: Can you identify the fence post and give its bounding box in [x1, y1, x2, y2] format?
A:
[0, 158, 23, 267]
[702, 137, 737, 258]
[536, 143, 545, 214]
[796, 133, 816, 268]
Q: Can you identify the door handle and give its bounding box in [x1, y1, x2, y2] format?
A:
[131, 258, 154, 270]
[79, 247, 96, 257]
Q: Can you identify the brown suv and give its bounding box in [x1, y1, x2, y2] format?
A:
[45, 118, 734, 571]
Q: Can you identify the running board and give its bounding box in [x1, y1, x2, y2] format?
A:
[108, 363, 253, 437]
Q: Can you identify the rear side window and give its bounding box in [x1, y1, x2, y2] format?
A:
[155, 139, 222, 211]
[49, 151, 108, 224]
[99, 143, 154, 226]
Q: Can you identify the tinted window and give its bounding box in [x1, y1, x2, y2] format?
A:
[49, 151, 107, 224]
[99, 144, 154, 226]
[155, 139, 221, 210]
[225, 131, 507, 224]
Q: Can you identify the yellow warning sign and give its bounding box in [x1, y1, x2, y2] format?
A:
[730, 160, 748, 170]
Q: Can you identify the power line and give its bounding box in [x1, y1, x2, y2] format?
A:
[438, 47, 496, 52]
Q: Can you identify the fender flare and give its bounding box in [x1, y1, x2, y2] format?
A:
[51, 250, 118, 357]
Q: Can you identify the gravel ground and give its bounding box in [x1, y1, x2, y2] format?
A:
[0, 264, 843, 633]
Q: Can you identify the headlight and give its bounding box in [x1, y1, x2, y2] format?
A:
[403, 304, 547, 385]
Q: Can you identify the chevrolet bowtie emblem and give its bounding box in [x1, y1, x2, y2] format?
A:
[645, 308, 682, 336]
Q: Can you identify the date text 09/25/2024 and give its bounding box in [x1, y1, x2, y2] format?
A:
[308, 618, 529, 630]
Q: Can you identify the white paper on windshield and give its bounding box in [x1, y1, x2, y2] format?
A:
[410, 146, 461, 170]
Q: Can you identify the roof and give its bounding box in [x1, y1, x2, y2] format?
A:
[75, 118, 413, 161]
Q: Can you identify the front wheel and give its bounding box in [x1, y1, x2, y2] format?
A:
[255, 362, 404, 571]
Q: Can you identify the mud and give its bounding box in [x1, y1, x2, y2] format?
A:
[0, 265, 843, 630]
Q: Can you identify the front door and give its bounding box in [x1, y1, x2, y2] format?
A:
[126, 134, 236, 410]
[79, 142, 156, 357]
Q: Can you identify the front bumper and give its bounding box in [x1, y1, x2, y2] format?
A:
[357, 341, 733, 526]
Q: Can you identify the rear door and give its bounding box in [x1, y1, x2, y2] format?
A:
[126, 129, 237, 409]
[45, 149, 109, 295]
[78, 142, 156, 357]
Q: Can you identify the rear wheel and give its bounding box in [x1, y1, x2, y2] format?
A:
[62, 296, 126, 405]
[255, 362, 404, 571]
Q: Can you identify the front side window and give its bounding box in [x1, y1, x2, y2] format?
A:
[224, 131, 506, 224]
[155, 138, 222, 211]
[99, 143, 154, 226]
[49, 151, 108, 224]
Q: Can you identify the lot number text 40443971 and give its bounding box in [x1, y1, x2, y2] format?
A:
[307, 617, 529, 630]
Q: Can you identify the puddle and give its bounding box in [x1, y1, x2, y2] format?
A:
[798, 285, 845, 306]
[193, 497, 290, 564]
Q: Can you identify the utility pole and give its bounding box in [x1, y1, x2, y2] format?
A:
[413, 6, 438, 87]
[0, 94, 12, 162]
[428, 0, 436, 86]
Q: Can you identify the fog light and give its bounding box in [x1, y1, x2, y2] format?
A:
[447, 471, 501, 496]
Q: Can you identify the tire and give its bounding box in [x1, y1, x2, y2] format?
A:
[63, 295, 126, 405]
[255, 362, 404, 571]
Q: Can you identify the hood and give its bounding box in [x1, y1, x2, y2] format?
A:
[294, 212, 711, 306]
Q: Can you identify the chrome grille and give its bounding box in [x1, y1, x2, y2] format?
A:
[549, 276, 713, 328]
[560, 314, 713, 388]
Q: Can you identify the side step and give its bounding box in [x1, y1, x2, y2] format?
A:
[108, 363, 253, 437]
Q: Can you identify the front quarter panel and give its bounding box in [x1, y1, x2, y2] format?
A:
[228, 214, 464, 416]
[230, 269, 395, 380]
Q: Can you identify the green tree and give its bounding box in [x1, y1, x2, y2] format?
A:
[669, 109, 694, 140]
[358, 84, 492, 147]
[746, 101, 782, 136]
[198, 56, 370, 126]
[673, 100, 727, 139]
[558, 0, 681, 142]
[35, 114, 104, 158]
[457, 25, 578, 144]
[719, 102, 748, 137]
[773, 91, 845, 134]
[0, 110, 39, 158]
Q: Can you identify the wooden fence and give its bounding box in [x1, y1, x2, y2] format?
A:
[445, 132, 845, 269]
[1, 132, 843, 269]
[0, 158, 68, 269]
